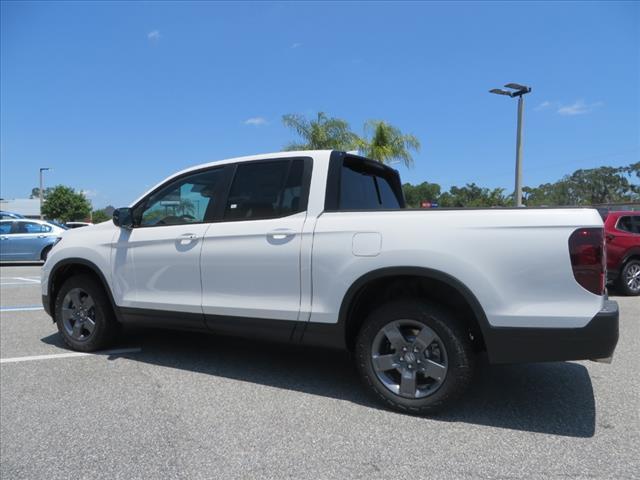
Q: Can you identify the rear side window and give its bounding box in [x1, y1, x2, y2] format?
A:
[0, 222, 12, 234]
[224, 158, 307, 220]
[617, 215, 640, 234]
[13, 222, 51, 233]
[339, 160, 402, 210]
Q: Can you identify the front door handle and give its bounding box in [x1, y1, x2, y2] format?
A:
[176, 233, 198, 247]
[37, 235, 47, 238]
[0, 236, 8, 240]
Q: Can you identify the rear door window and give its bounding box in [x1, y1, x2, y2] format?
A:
[13, 222, 50, 233]
[223, 158, 307, 220]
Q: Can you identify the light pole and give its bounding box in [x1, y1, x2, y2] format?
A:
[489, 83, 532, 207]
[39, 167, 51, 219]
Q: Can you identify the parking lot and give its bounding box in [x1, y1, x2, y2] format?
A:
[0, 264, 638, 479]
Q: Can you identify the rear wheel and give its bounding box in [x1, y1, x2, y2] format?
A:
[54, 274, 118, 351]
[355, 300, 475, 414]
[619, 259, 640, 296]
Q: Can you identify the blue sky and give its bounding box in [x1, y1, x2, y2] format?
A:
[1, 1, 638, 208]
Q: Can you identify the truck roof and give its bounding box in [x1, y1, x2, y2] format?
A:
[176, 149, 334, 177]
[130, 150, 336, 207]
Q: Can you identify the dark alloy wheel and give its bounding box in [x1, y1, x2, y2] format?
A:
[61, 288, 97, 342]
[54, 274, 118, 351]
[355, 300, 475, 414]
[371, 319, 448, 399]
[620, 260, 640, 296]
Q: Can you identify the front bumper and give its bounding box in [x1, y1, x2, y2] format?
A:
[42, 294, 51, 317]
[486, 300, 619, 364]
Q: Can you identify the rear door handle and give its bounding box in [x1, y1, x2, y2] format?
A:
[37, 235, 47, 238]
[267, 229, 296, 241]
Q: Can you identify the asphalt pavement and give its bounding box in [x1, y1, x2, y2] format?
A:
[1, 265, 638, 479]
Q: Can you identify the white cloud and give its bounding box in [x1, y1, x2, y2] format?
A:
[244, 117, 268, 126]
[81, 189, 98, 198]
[557, 99, 603, 116]
[147, 30, 161, 42]
[534, 99, 604, 116]
[290, 42, 302, 49]
[534, 100, 553, 111]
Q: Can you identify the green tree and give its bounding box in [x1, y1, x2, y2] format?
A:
[402, 182, 441, 208]
[30, 187, 53, 199]
[357, 120, 420, 168]
[439, 183, 509, 208]
[524, 164, 640, 206]
[282, 112, 359, 151]
[91, 209, 111, 223]
[41, 185, 92, 222]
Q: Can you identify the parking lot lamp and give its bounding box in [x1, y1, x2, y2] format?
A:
[489, 83, 532, 207]
[39, 167, 51, 219]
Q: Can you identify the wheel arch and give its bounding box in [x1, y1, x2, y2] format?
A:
[621, 248, 640, 266]
[47, 258, 121, 322]
[40, 243, 54, 261]
[338, 267, 491, 352]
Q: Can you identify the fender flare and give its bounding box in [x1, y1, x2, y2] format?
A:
[46, 258, 121, 321]
[339, 266, 490, 331]
[622, 247, 640, 266]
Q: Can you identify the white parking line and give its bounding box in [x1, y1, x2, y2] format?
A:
[13, 277, 41, 283]
[1, 277, 41, 286]
[0, 306, 44, 312]
[0, 348, 143, 364]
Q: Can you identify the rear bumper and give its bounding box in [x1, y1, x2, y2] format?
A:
[486, 300, 619, 364]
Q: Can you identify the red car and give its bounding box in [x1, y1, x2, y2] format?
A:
[604, 211, 640, 295]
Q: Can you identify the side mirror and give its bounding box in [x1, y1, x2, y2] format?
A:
[113, 207, 134, 229]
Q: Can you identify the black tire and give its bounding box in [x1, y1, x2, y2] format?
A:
[41, 245, 52, 261]
[355, 300, 475, 414]
[618, 259, 640, 296]
[54, 274, 118, 352]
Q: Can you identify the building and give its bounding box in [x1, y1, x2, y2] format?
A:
[0, 198, 41, 218]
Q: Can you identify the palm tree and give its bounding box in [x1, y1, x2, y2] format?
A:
[357, 120, 420, 168]
[282, 112, 359, 151]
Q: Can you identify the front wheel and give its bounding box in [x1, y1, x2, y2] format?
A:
[54, 274, 118, 351]
[355, 300, 475, 414]
[619, 259, 640, 296]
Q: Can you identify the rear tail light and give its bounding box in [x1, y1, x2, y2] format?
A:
[568, 228, 605, 295]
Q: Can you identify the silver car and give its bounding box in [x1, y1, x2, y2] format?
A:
[0, 219, 66, 261]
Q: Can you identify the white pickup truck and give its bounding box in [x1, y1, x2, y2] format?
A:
[42, 150, 619, 413]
